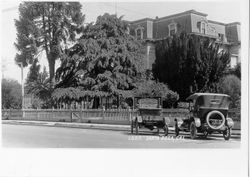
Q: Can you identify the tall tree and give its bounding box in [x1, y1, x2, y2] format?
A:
[153, 33, 230, 100]
[55, 13, 145, 99]
[14, 2, 85, 86]
[26, 58, 40, 84]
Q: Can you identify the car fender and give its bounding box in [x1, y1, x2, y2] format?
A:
[226, 117, 234, 128]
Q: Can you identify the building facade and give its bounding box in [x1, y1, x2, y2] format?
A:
[128, 10, 241, 69]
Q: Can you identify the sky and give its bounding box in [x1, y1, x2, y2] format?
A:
[0, 0, 242, 84]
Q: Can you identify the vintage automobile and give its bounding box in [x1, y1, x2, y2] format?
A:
[131, 97, 170, 136]
[174, 93, 234, 140]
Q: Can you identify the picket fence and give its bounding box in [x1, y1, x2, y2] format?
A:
[1, 108, 241, 129]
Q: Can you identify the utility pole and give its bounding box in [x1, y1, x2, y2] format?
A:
[17, 62, 24, 112]
[115, 1, 117, 16]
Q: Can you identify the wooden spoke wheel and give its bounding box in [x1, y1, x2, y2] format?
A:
[190, 122, 197, 140]
[223, 126, 231, 140]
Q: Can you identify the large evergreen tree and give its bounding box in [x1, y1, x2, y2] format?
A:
[14, 2, 85, 86]
[54, 14, 145, 100]
[153, 33, 230, 100]
[26, 58, 40, 84]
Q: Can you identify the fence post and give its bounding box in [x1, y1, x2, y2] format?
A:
[9, 109, 11, 120]
[128, 108, 131, 122]
[80, 108, 83, 123]
[70, 109, 72, 123]
[102, 106, 105, 123]
[36, 108, 38, 121]
[52, 108, 54, 122]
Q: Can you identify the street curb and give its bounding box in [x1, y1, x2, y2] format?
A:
[54, 122, 130, 131]
[2, 120, 241, 136]
[2, 120, 130, 131]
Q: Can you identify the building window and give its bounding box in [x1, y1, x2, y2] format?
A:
[135, 27, 143, 40]
[218, 33, 224, 42]
[168, 23, 177, 36]
[198, 22, 206, 34]
[201, 22, 206, 34]
[230, 56, 238, 68]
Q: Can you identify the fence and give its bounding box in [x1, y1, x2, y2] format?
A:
[1, 109, 132, 125]
[1, 108, 241, 129]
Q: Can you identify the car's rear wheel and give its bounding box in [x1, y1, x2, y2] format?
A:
[135, 118, 139, 135]
[203, 131, 209, 139]
[190, 121, 197, 139]
[131, 120, 134, 134]
[206, 110, 225, 130]
[223, 126, 231, 140]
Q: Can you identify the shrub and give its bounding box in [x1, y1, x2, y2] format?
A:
[219, 75, 241, 108]
[133, 80, 179, 108]
[164, 90, 179, 108]
[1, 79, 22, 109]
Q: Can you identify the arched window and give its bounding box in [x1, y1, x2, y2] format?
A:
[198, 21, 207, 34]
[135, 26, 144, 40]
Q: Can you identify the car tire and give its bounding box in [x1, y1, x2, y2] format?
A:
[203, 131, 209, 139]
[190, 121, 197, 139]
[163, 125, 169, 136]
[135, 118, 139, 135]
[223, 126, 231, 140]
[175, 124, 179, 136]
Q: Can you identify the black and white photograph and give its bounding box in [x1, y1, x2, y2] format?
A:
[0, 0, 249, 177]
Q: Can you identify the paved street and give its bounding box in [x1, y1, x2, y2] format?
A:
[2, 124, 240, 148]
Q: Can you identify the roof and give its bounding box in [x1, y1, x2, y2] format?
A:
[155, 9, 207, 22]
[226, 22, 241, 26]
[128, 18, 154, 24]
[129, 9, 208, 24]
[208, 20, 226, 26]
[186, 93, 230, 101]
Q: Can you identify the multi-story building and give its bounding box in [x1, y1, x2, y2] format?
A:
[128, 10, 241, 69]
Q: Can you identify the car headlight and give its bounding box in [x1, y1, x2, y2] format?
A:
[226, 118, 234, 128]
[194, 118, 201, 127]
[177, 120, 183, 126]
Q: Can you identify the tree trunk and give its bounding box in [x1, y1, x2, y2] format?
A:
[48, 57, 56, 87]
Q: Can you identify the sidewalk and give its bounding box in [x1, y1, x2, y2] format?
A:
[1, 120, 241, 136]
[2, 120, 130, 131]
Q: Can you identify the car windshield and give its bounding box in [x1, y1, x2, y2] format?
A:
[134, 97, 161, 109]
[195, 95, 230, 109]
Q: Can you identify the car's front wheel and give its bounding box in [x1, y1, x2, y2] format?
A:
[223, 126, 231, 140]
[190, 121, 197, 139]
[163, 125, 169, 136]
[175, 123, 179, 136]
